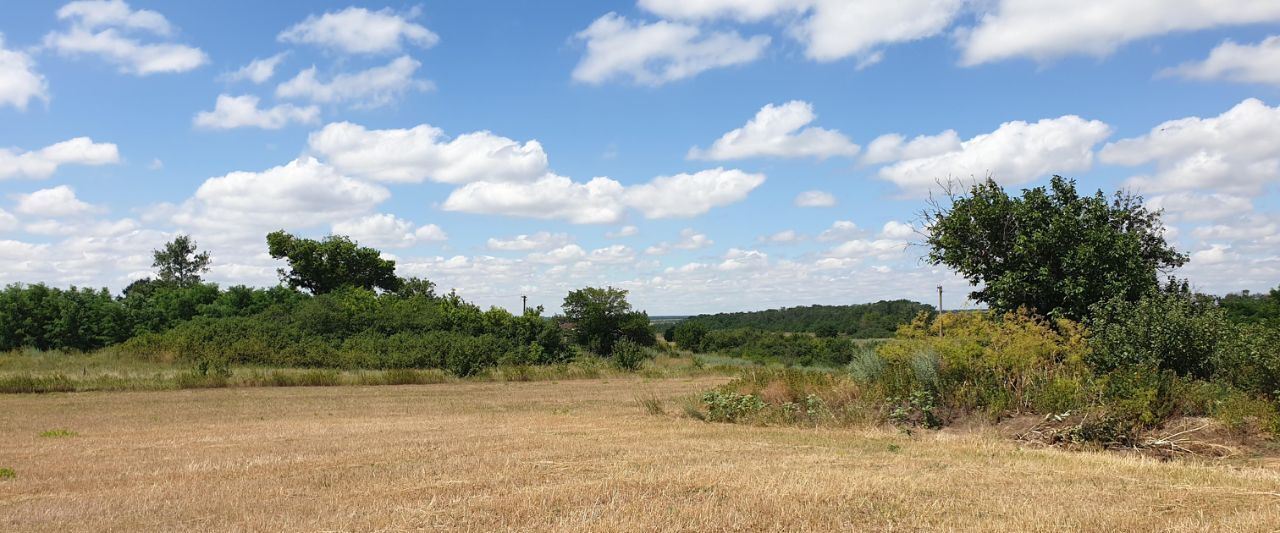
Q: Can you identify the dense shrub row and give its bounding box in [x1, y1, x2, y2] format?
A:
[699, 294, 1280, 445]
[681, 299, 935, 338]
[668, 322, 879, 368]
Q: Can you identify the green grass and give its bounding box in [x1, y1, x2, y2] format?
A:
[0, 468, 14, 480]
[39, 429, 78, 438]
[0, 350, 740, 394]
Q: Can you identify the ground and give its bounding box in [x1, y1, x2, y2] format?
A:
[2, 377, 1279, 531]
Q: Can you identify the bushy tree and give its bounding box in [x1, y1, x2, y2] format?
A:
[562, 286, 655, 357]
[1086, 291, 1227, 379]
[152, 235, 211, 287]
[923, 176, 1186, 320]
[266, 231, 402, 294]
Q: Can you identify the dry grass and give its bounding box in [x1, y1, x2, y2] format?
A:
[2, 377, 1279, 531]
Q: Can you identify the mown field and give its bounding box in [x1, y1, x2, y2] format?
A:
[3, 377, 1279, 532]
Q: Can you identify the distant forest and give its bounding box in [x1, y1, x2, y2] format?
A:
[683, 300, 936, 338]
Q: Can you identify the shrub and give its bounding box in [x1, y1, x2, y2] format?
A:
[1087, 292, 1226, 379]
[702, 390, 765, 423]
[611, 338, 651, 371]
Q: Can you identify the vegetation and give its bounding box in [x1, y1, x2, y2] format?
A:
[151, 234, 211, 287]
[266, 230, 402, 294]
[561, 286, 655, 358]
[677, 299, 933, 338]
[923, 176, 1186, 320]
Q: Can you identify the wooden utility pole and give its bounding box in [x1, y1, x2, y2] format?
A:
[521, 295, 527, 314]
[937, 286, 944, 338]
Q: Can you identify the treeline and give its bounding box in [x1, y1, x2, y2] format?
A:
[682, 300, 935, 338]
[1, 232, 657, 376]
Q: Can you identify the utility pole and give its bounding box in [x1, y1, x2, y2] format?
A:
[937, 286, 944, 338]
[521, 295, 527, 314]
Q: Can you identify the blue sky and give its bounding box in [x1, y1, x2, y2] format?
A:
[2, 0, 1279, 314]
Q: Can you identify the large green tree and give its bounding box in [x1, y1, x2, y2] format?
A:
[561, 286, 655, 356]
[152, 234, 211, 287]
[923, 176, 1186, 320]
[266, 231, 402, 294]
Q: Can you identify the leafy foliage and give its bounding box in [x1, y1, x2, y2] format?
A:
[682, 299, 933, 338]
[561, 286, 655, 356]
[152, 235, 211, 287]
[266, 230, 402, 294]
[923, 176, 1186, 320]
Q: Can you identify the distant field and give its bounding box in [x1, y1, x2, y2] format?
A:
[3, 378, 1279, 531]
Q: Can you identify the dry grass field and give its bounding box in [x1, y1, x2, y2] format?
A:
[2, 377, 1279, 532]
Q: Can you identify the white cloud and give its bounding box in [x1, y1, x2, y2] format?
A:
[307, 121, 548, 184]
[825, 238, 908, 261]
[57, 0, 172, 34]
[44, 1, 207, 75]
[794, 190, 836, 208]
[572, 13, 769, 86]
[14, 185, 100, 216]
[443, 174, 627, 224]
[1190, 244, 1235, 266]
[606, 225, 639, 238]
[790, 0, 963, 62]
[0, 137, 120, 180]
[818, 220, 863, 242]
[0, 208, 17, 231]
[639, 0, 962, 63]
[646, 228, 713, 255]
[863, 130, 961, 165]
[276, 56, 428, 108]
[331, 213, 445, 249]
[689, 101, 859, 160]
[1100, 99, 1280, 195]
[193, 94, 319, 130]
[279, 7, 438, 55]
[1163, 36, 1280, 86]
[876, 115, 1111, 196]
[959, 0, 1280, 66]
[879, 220, 917, 240]
[527, 244, 587, 265]
[487, 232, 572, 251]
[588, 244, 638, 265]
[172, 157, 389, 241]
[625, 167, 765, 218]
[0, 35, 49, 110]
[756, 229, 801, 245]
[222, 52, 288, 84]
[1146, 192, 1253, 222]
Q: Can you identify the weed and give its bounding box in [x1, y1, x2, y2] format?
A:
[39, 429, 78, 438]
[636, 394, 665, 415]
[0, 467, 14, 480]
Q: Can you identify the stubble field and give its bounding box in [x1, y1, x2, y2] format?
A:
[2, 377, 1279, 531]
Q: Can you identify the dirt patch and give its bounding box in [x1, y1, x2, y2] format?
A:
[1005, 413, 1278, 461]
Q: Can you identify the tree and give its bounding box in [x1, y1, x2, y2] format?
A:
[561, 286, 655, 356]
[266, 231, 402, 294]
[922, 176, 1186, 320]
[152, 235, 211, 287]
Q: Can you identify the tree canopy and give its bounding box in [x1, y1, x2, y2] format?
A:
[266, 231, 402, 294]
[561, 286, 655, 356]
[923, 176, 1186, 320]
[152, 234, 211, 287]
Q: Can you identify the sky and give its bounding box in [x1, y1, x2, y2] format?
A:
[1, 0, 1279, 315]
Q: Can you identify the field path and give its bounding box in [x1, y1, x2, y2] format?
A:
[2, 377, 1278, 531]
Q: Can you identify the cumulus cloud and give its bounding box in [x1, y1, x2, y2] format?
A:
[878, 220, 917, 240]
[0, 137, 120, 180]
[487, 232, 572, 251]
[1163, 36, 1280, 86]
[43, 0, 207, 75]
[875, 115, 1111, 196]
[688, 101, 859, 160]
[572, 13, 769, 86]
[794, 190, 836, 208]
[606, 225, 639, 238]
[13, 185, 101, 216]
[442, 174, 627, 224]
[193, 94, 319, 130]
[222, 52, 288, 84]
[1146, 192, 1253, 222]
[276, 56, 429, 108]
[825, 237, 908, 261]
[279, 6, 438, 55]
[756, 229, 801, 245]
[331, 213, 446, 249]
[1100, 99, 1280, 194]
[307, 121, 548, 184]
[639, 0, 961, 64]
[172, 157, 389, 242]
[646, 228, 713, 255]
[959, 0, 1280, 66]
[0, 208, 16, 231]
[625, 167, 765, 218]
[0, 35, 49, 110]
[817, 220, 863, 242]
[863, 130, 961, 165]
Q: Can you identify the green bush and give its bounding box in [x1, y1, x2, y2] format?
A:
[611, 338, 651, 371]
[1087, 292, 1226, 379]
